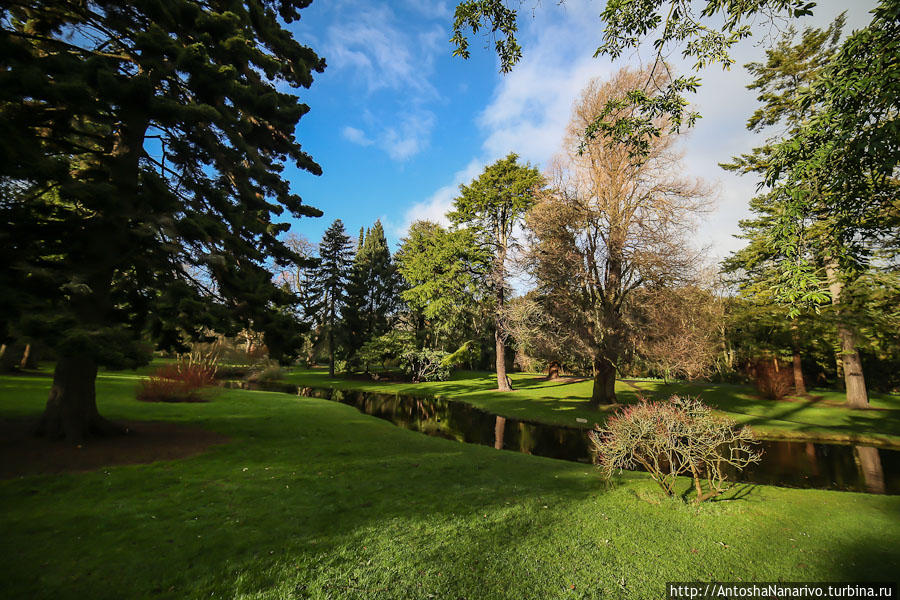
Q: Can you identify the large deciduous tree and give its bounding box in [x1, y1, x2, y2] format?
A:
[449, 153, 542, 391]
[0, 1, 325, 440]
[526, 68, 711, 405]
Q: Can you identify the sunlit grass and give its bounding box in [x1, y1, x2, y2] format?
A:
[1, 371, 898, 599]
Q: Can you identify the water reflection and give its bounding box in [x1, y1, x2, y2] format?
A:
[229, 382, 897, 494]
[854, 446, 886, 494]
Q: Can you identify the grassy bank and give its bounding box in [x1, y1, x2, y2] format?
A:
[1, 372, 898, 599]
[280, 368, 900, 447]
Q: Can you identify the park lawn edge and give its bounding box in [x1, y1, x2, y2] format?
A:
[279, 368, 900, 450]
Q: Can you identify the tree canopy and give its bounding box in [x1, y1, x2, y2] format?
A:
[0, 0, 324, 439]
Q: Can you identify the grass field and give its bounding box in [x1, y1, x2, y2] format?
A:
[2, 370, 898, 599]
[281, 369, 900, 447]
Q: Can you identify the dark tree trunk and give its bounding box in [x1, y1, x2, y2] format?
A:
[546, 361, 561, 380]
[792, 352, 806, 395]
[790, 323, 806, 395]
[591, 355, 617, 405]
[35, 356, 124, 443]
[328, 297, 335, 377]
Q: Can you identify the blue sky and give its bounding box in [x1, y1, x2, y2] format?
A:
[279, 0, 877, 260]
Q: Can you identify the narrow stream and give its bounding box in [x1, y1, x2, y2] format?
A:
[230, 381, 899, 495]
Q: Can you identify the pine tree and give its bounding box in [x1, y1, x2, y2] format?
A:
[360, 220, 399, 340]
[342, 220, 400, 370]
[342, 227, 368, 367]
[318, 220, 352, 376]
[0, 1, 324, 440]
[449, 154, 543, 392]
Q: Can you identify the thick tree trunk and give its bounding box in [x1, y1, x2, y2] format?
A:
[495, 325, 512, 391]
[837, 325, 868, 408]
[825, 262, 868, 408]
[790, 323, 806, 395]
[591, 355, 617, 405]
[35, 356, 124, 443]
[546, 361, 561, 380]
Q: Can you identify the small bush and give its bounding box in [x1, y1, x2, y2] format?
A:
[247, 364, 282, 383]
[402, 348, 450, 382]
[751, 358, 794, 399]
[590, 395, 762, 503]
[215, 364, 251, 380]
[137, 360, 218, 402]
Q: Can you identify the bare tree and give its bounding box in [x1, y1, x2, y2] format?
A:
[632, 284, 724, 382]
[525, 67, 713, 405]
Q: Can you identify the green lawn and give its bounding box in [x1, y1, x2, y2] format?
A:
[1, 371, 898, 599]
[280, 368, 900, 447]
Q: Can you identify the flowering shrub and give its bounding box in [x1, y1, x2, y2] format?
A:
[137, 358, 218, 402]
[589, 395, 762, 503]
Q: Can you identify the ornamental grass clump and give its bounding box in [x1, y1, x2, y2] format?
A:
[137, 357, 218, 403]
[589, 395, 762, 503]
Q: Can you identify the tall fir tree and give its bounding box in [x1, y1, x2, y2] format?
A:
[342, 220, 400, 369]
[318, 219, 352, 376]
[360, 220, 399, 340]
[0, 0, 324, 440]
[341, 227, 368, 366]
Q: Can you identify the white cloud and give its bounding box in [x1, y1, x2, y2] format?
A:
[398, 158, 484, 234]
[382, 111, 437, 161]
[326, 4, 440, 98]
[341, 125, 374, 146]
[477, 2, 611, 165]
[402, 0, 450, 20]
[324, 4, 443, 161]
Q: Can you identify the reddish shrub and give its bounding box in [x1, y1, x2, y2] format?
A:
[751, 358, 794, 400]
[589, 395, 761, 503]
[137, 360, 218, 402]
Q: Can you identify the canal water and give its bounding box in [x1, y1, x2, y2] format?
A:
[229, 381, 898, 495]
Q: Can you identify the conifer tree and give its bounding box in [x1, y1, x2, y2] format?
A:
[722, 10, 899, 407]
[318, 220, 352, 376]
[341, 227, 368, 366]
[0, 1, 324, 440]
[342, 220, 399, 369]
[360, 220, 400, 340]
[449, 154, 542, 391]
